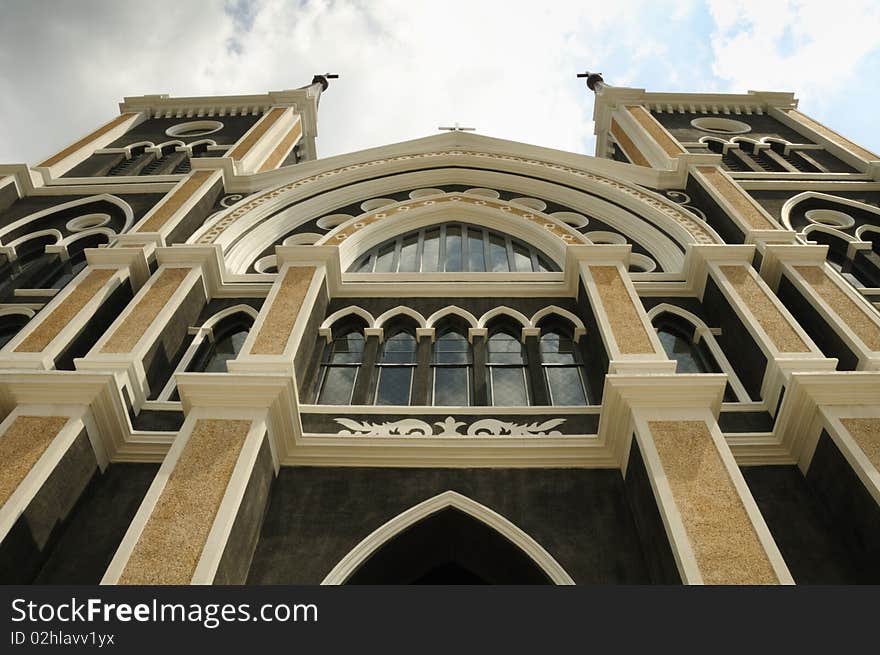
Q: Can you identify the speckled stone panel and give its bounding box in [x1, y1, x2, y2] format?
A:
[626, 106, 685, 156]
[590, 265, 655, 354]
[610, 119, 650, 167]
[257, 122, 302, 173]
[698, 167, 776, 230]
[251, 266, 316, 355]
[118, 418, 251, 585]
[648, 420, 779, 585]
[840, 418, 880, 472]
[14, 269, 116, 352]
[796, 266, 880, 351]
[100, 267, 191, 353]
[719, 265, 810, 353]
[38, 113, 136, 167]
[136, 170, 215, 233]
[227, 108, 287, 161]
[0, 416, 69, 507]
[783, 109, 878, 161]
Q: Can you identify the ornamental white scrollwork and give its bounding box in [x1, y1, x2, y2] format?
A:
[334, 416, 566, 437]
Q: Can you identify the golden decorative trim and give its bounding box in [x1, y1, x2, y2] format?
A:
[610, 118, 650, 167]
[198, 150, 718, 245]
[322, 193, 587, 246]
[14, 269, 116, 353]
[719, 265, 809, 353]
[795, 266, 880, 351]
[626, 106, 685, 157]
[0, 416, 69, 507]
[697, 167, 776, 230]
[100, 267, 191, 353]
[119, 419, 251, 585]
[38, 113, 137, 168]
[783, 108, 878, 162]
[257, 121, 302, 173]
[227, 107, 287, 161]
[840, 418, 880, 471]
[591, 265, 655, 354]
[136, 170, 215, 233]
[251, 266, 317, 355]
[648, 420, 779, 585]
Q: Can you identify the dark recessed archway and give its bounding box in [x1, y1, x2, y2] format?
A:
[345, 507, 553, 585]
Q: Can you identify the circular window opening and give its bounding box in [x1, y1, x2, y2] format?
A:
[804, 209, 855, 229]
[586, 230, 627, 245]
[254, 255, 278, 274]
[550, 212, 589, 229]
[628, 253, 658, 273]
[316, 214, 354, 230]
[165, 120, 224, 138]
[283, 232, 322, 246]
[690, 117, 752, 135]
[464, 188, 500, 199]
[66, 213, 111, 232]
[511, 197, 548, 212]
[409, 188, 445, 199]
[360, 198, 396, 212]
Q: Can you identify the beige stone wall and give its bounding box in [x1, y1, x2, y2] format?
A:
[698, 167, 776, 230]
[38, 113, 137, 168]
[783, 108, 878, 161]
[251, 266, 317, 355]
[840, 418, 880, 471]
[648, 420, 779, 584]
[0, 416, 69, 506]
[626, 105, 685, 157]
[257, 121, 302, 173]
[14, 269, 116, 353]
[227, 107, 287, 161]
[610, 119, 650, 167]
[590, 265, 655, 354]
[100, 267, 191, 353]
[796, 266, 880, 351]
[136, 170, 216, 233]
[719, 265, 809, 353]
[118, 418, 251, 585]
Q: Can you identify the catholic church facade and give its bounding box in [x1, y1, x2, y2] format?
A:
[0, 73, 878, 585]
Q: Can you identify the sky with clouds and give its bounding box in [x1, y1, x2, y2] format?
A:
[1, 0, 878, 165]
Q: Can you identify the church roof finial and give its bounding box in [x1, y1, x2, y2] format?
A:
[576, 71, 605, 93]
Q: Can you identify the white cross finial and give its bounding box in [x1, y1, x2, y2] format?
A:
[438, 122, 475, 132]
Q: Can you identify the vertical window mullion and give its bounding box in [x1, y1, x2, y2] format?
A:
[505, 237, 516, 271]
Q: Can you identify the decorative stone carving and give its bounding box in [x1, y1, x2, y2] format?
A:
[334, 416, 566, 437]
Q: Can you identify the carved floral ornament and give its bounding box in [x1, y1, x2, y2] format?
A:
[335, 416, 566, 437]
[196, 150, 719, 246]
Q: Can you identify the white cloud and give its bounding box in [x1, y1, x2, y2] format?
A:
[1, 1, 877, 165]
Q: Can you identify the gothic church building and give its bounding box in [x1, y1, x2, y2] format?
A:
[1, 74, 879, 584]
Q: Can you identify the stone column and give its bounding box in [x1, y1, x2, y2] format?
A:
[75, 247, 220, 410]
[469, 328, 488, 406]
[575, 245, 675, 376]
[127, 170, 222, 246]
[410, 328, 434, 406]
[605, 374, 793, 585]
[0, 246, 148, 370]
[31, 112, 143, 183]
[691, 244, 836, 408]
[762, 244, 880, 371]
[0, 403, 108, 583]
[102, 410, 274, 585]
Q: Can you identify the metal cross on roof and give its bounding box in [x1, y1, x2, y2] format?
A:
[438, 122, 476, 132]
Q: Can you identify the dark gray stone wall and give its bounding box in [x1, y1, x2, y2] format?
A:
[246, 466, 652, 585]
[214, 437, 274, 585]
[741, 464, 864, 584]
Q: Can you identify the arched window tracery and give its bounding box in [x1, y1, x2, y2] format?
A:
[374, 327, 418, 406]
[431, 324, 472, 406]
[350, 222, 558, 274]
[538, 324, 588, 406]
[318, 322, 366, 405]
[486, 329, 529, 406]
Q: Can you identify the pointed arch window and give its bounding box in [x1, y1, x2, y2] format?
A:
[432, 328, 472, 406]
[187, 325, 250, 374]
[318, 328, 365, 405]
[375, 329, 418, 405]
[654, 318, 721, 375]
[350, 223, 559, 273]
[539, 328, 588, 406]
[487, 331, 529, 406]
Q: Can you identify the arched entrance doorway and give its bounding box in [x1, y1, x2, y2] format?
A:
[322, 491, 574, 585]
